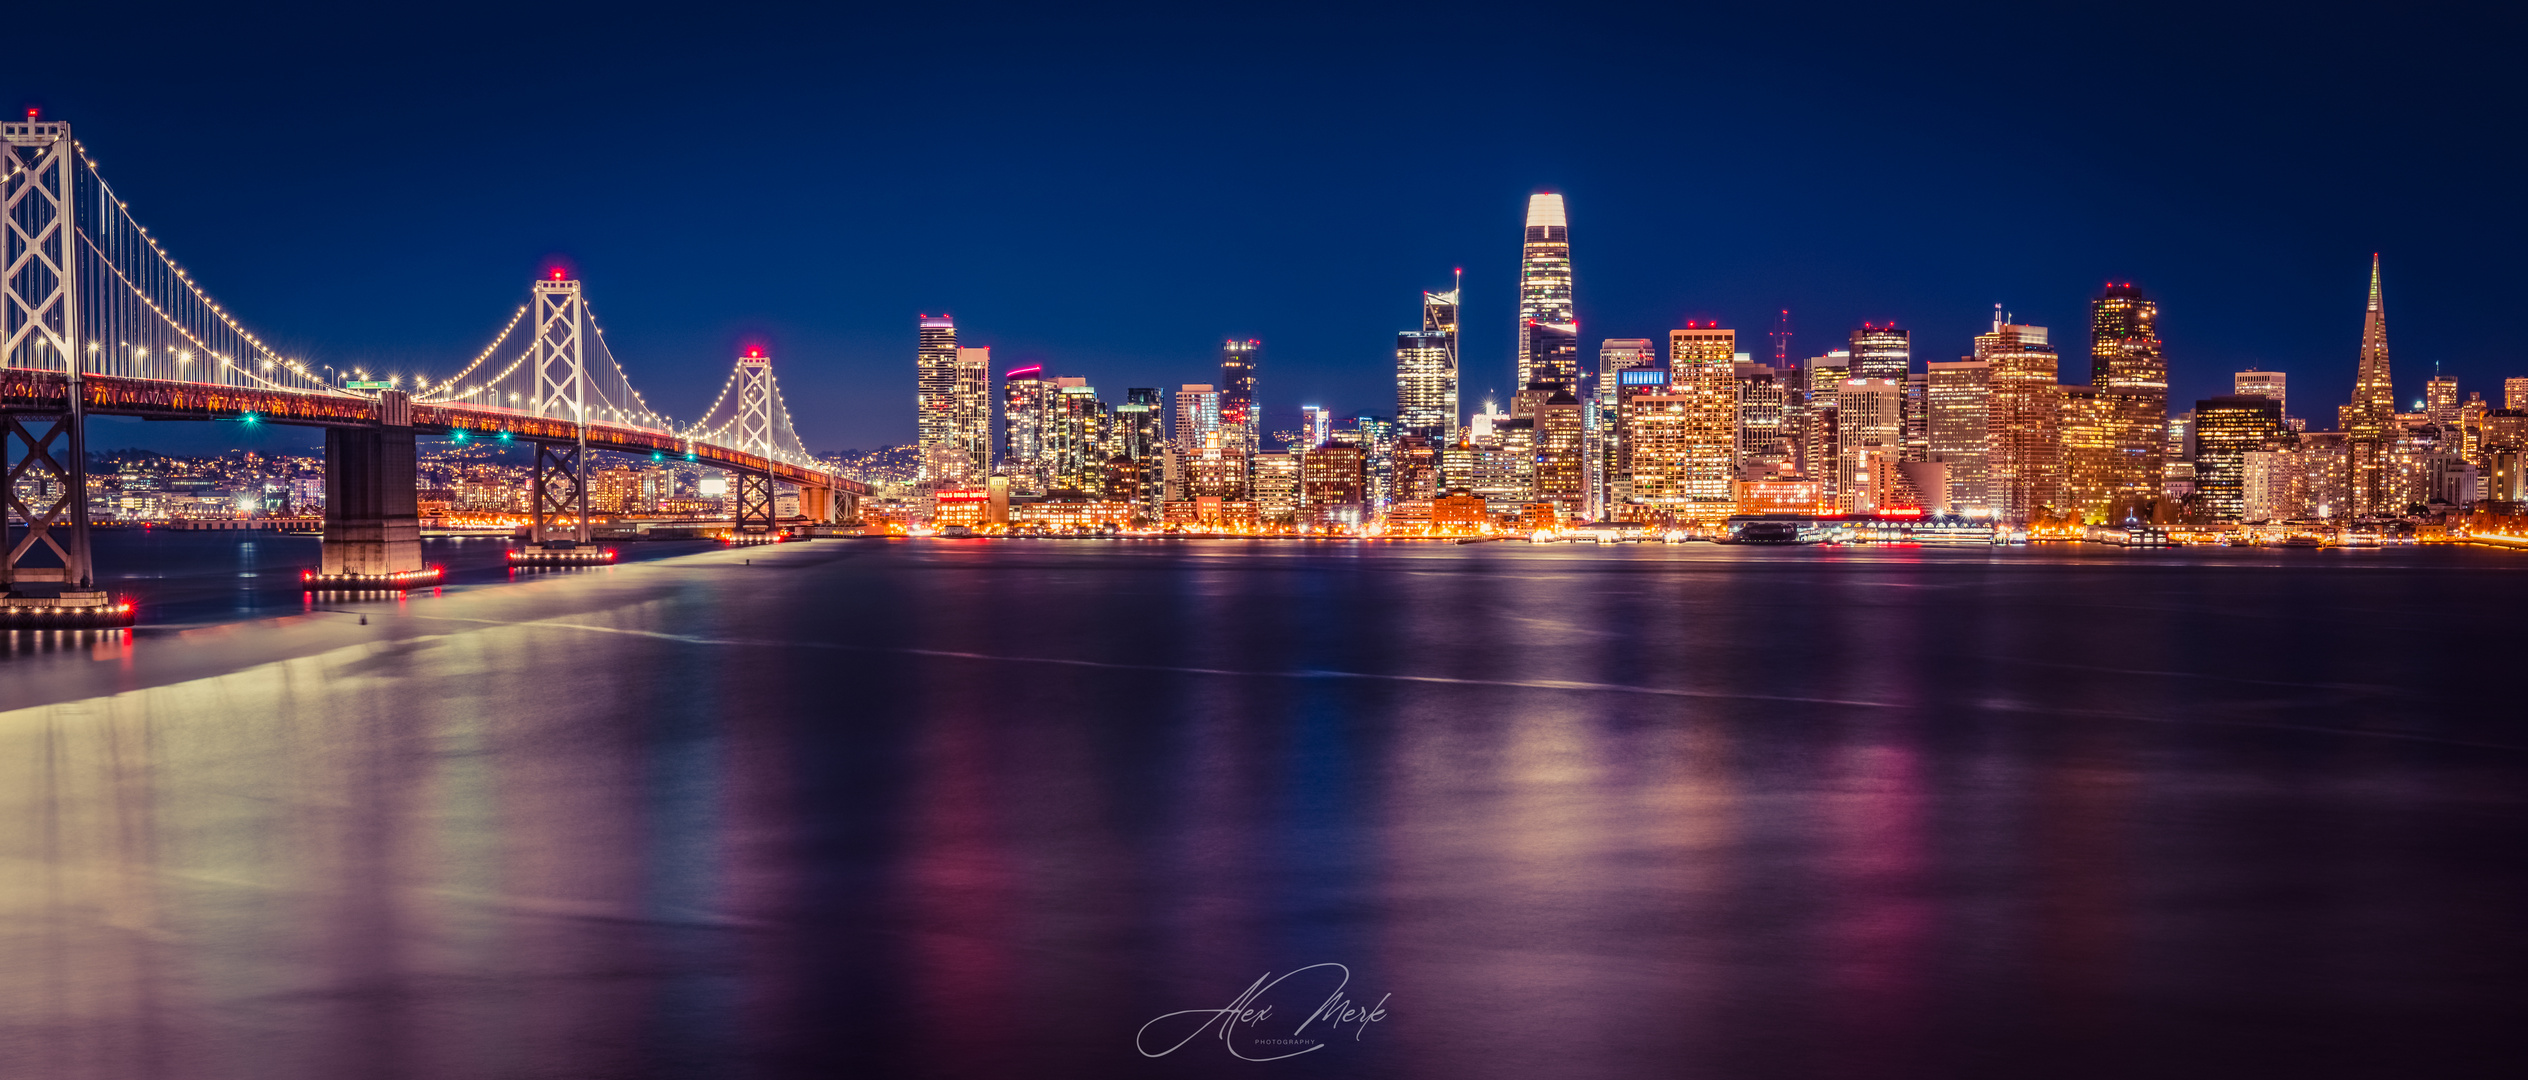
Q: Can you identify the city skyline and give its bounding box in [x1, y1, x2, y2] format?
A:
[11, 5, 2521, 457]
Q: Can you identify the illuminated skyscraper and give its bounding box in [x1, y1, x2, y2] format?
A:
[1837, 378, 1905, 513]
[953, 347, 992, 476]
[2195, 395, 2286, 522]
[1396, 274, 1462, 439]
[1849, 324, 1910, 381]
[2235, 369, 2287, 417]
[1597, 339, 1657, 507]
[1666, 324, 1739, 508]
[1118, 388, 1167, 519]
[2340, 256, 2397, 517]
[2508, 377, 2528, 412]
[1735, 362, 1792, 477]
[1927, 360, 1991, 512]
[1532, 391, 1586, 518]
[916, 314, 963, 484]
[1220, 339, 1261, 459]
[1516, 194, 1573, 390]
[1002, 365, 1053, 494]
[2090, 283, 2169, 522]
[1979, 309, 2062, 523]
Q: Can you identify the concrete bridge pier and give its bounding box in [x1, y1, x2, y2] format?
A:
[320, 391, 423, 577]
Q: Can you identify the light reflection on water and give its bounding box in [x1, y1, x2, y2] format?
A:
[1, 538, 2524, 1079]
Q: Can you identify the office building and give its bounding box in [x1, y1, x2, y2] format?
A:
[1838, 378, 1906, 513]
[1117, 388, 1167, 519]
[1597, 339, 1657, 507]
[2060, 385, 2117, 521]
[1735, 362, 1793, 477]
[1516, 194, 1573, 390]
[2340, 256, 2398, 517]
[2426, 374, 2460, 426]
[1926, 360, 1991, 512]
[2195, 394, 2286, 522]
[1396, 276, 1461, 439]
[2508, 377, 2528, 412]
[1048, 380, 1107, 494]
[2235, 369, 2287, 417]
[1849, 324, 1910, 381]
[2090, 283, 2169, 523]
[1979, 310, 2063, 523]
[1531, 391, 1585, 518]
[1301, 444, 1369, 528]
[1665, 324, 1739, 508]
[1800, 350, 1851, 495]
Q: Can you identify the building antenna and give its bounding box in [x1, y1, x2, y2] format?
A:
[1772, 308, 1792, 368]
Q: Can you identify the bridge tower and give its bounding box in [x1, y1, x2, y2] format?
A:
[528, 274, 593, 546]
[732, 349, 777, 535]
[2, 115, 124, 624]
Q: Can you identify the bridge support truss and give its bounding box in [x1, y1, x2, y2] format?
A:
[734, 472, 777, 536]
[528, 277, 592, 547]
[2, 117, 126, 624]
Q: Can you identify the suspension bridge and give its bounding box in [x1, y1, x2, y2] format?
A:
[3, 114, 866, 626]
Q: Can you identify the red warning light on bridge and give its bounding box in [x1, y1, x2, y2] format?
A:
[550, 268, 566, 280]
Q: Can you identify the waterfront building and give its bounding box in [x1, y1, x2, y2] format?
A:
[1002, 365, 1053, 495]
[2236, 369, 2288, 417]
[1397, 275, 1462, 439]
[953, 347, 992, 479]
[1117, 388, 1168, 519]
[916, 315, 968, 485]
[1188, 431, 1248, 501]
[1301, 444, 1369, 528]
[1532, 391, 1585, 519]
[2194, 394, 2286, 522]
[2340, 256, 2398, 517]
[1979, 311, 2062, 523]
[1220, 339, 1261, 460]
[2090, 283, 2169, 523]
[1251, 449, 1301, 526]
[1926, 360, 1992, 513]
[1666, 325, 1739, 509]
[1849, 324, 1909, 381]
[1624, 390, 1696, 506]
[2060, 385, 2117, 522]
[1048, 381, 1108, 494]
[1516, 194, 1574, 391]
[1800, 350, 1851, 492]
[1610, 365, 1671, 509]
[1837, 378, 1905, 513]
[1597, 339, 1657, 508]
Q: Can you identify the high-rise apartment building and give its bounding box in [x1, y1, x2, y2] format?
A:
[2235, 369, 2287, 417]
[1666, 325, 1739, 508]
[1117, 388, 1167, 519]
[2508, 378, 2528, 412]
[1515, 194, 1573, 390]
[915, 314, 965, 484]
[2340, 256, 2398, 517]
[1220, 339, 1261, 459]
[1002, 365, 1053, 494]
[1175, 384, 1222, 456]
[2090, 283, 2169, 523]
[1849, 324, 1910, 381]
[1048, 380, 1107, 494]
[1979, 311, 2062, 523]
[2195, 394, 2286, 522]
[1396, 275, 1461, 439]
[1926, 360, 1992, 512]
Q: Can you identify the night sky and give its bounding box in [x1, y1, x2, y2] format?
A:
[12, 2, 2523, 455]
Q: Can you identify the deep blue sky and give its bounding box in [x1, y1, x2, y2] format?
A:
[14, 1, 2524, 455]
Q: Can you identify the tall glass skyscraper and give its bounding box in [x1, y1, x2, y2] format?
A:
[1219, 339, 1261, 459]
[2090, 282, 2169, 523]
[1002, 365, 1052, 494]
[1516, 194, 1573, 391]
[1979, 310, 2062, 523]
[1396, 272, 1461, 439]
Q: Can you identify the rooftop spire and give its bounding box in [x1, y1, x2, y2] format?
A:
[2367, 253, 2383, 313]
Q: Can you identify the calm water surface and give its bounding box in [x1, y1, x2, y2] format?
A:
[2, 536, 2523, 1079]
